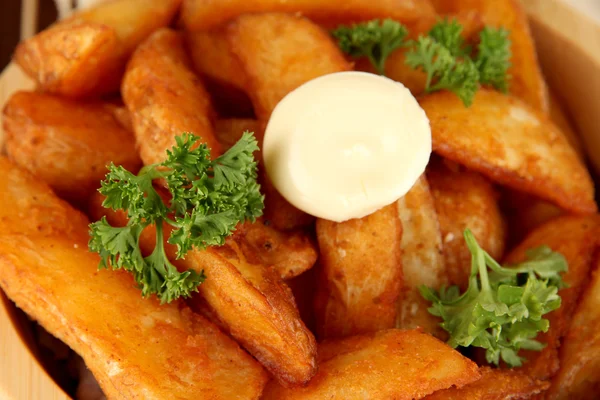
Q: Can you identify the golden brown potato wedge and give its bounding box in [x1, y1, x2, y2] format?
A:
[3, 91, 141, 205]
[427, 159, 505, 288]
[237, 219, 318, 280]
[215, 118, 263, 149]
[503, 215, 600, 380]
[420, 90, 596, 214]
[549, 91, 584, 158]
[396, 176, 447, 337]
[14, 0, 181, 98]
[226, 12, 351, 120]
[0, 234, 268, 399]
[181, 0, 435, 32]
[546, 260, 600, 399]
[186, 30, 247, 92]
[122, 28, 221, 166]
[88, 192, 318, 386]
[424, 367, 549, 400]
[430, 0, 549, 112]
[0, 156, 89, 242]
[262, 329, 481, 400]
[315, 204, 403, 338]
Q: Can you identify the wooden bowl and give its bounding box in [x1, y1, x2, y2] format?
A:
[1, 0, 599, 398]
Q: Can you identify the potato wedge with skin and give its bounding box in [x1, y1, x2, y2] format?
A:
[424, 367, 549, 400]
[549, 91, 584, 159]
[0, 234, 268, 400]
[503, 215, 600, 380]
[420, 90, 596, 214]
[262, 329, 481, 400]
[427, 159, 505, 288]
[0, 156, 89, 242]
[315, 204, 403, 338]
[430, 0, 549, 112]
[122, 28, 221, 166]
[182, 0, 435, 32]
[215, 118, 263, 149]
[14, 0, 181, 98]
[546, 261, 600, 399]
[3, 91, 141, 205]
[87, 192, 318, 385]
[396, 176, 447, 337]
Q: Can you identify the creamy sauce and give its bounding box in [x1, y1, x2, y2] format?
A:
[263, 71, 432, 222]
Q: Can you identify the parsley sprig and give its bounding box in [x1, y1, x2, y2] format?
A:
[89, 132, 264, 303]
[420, 229, 566, 367]
[332, 19, 512, 106]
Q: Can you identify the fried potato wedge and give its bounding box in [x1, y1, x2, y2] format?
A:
[237, 219, 318, 280]
[181, 0, 435, 32]
[420, 90, 596, 214]
[427, 159, 505, 288]
[186, 30, 247, 92]
[262, 329, 481, 400]
[226, 12, 351, 120]
[0, 234, 268, 399]
[315, 204, 403, 338]
[396, 176, 447, 337]
[546, 260, 600, 399]
[0, 157, 89, 242]
[14, 0, 181, 98]
[122, 28, 221, 165]
[3, 91, 141, 205]
[88, 192, 318, 386]
[549, 91, 584, 158]
[430, 0, 549, 112]
[227, 13, 350, 229]
[424, 367, 549, 400]
[503, 215, 600, 380]
[215, 118, 263, 149]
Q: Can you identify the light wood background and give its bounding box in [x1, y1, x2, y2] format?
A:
[1, 0, 600, 399]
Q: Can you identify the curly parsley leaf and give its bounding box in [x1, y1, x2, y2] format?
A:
[475, 26, 512, 92]
[332, 19, 408, 75]
[89, 132, 264, 303]
[420, 229, 566, 367]
[428, 18, 470, 57]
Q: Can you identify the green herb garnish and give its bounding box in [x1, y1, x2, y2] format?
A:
[420, 229, 566, 367]
[475, 26, 512, 93]
[89, 132, 264, 303]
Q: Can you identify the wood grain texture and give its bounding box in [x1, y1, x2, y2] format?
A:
[0, 0, 599, 399]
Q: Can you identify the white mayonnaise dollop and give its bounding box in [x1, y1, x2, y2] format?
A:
[263, 71, 431, 222]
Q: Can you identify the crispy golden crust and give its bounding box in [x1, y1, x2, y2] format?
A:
[504, 215, 600, 380]
[122, 28, 221, 165]
[427, 159, 506, 288]
[396, 176, 447, 338]
[0, 235, 268, 400]
[181, 0, 435, 32]
[424, 367, 549, 400]
[315, 204, 403, 338]
[420, 90, 596, 214]
[3, 91, 141, 205]
[431, 0, 549, 113]
[14, 0, 181, 98]
[546, 260, 600, 399]
[0, 157, 89, 243]
[262, 329, 481, 400]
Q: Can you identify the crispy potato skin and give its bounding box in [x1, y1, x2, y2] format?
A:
[181, 0, 435, 32]
[315, 204, 403, 338]
[0, 157, 89, 242]
[546, 261, 600, 399]
[214, 118, 263, 150]
[88, 192, 318, 386]
[504, 215, 600, 380]
[122, 28, 221, 165]
[427, 159, 506, 288]
[396, 176, 447, 337]
[431, 0, 549, 112]
[420, 90, 596, 214]
[3, 91, 141, 205]
[14, 0, 181, 98]
[0, 235, 268, 400]
[424, 367, 549, 400]
[262, 329, 481, 400]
